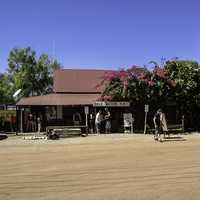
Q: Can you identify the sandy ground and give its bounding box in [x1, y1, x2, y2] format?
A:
[0, 133, 200, 200]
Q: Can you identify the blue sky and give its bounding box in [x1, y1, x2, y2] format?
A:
[1, 0, 200, 72]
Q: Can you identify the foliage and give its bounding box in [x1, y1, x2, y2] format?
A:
[0, 73, 15, 104]
[99, 60, 200, 129]
[100, 66, 176, 107]
[7, 47, 61, 98]
[99, 71, 127, 101]
[165, 60, 200, 107]
[0, 47, 61, 104]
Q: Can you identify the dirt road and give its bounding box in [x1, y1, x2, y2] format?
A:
[0, 134, 200, 200]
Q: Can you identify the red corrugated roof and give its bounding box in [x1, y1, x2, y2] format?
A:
[17, 93, 100, 106]
[53, 69, 113, 93]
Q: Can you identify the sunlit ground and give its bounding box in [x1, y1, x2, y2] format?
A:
[0, 133, 200, 200]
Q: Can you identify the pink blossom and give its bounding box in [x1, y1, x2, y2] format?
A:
[97, 95, 112, 101]
[103, 95, 112, 101]
[153, 67, 167, 79]
[118, 70, 128, 81]
[96, 96, 104, 101]
[148, 80, 156, 86]
[102, 71, 119, 81]
[95, 84, 101, 89]
[123, 79, 128, 86]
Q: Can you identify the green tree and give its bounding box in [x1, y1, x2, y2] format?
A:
[165, 60, 200, 129]
[8, 47, 61, 97]
[0, 73, 15, 104]
[165, 60, 200, 108]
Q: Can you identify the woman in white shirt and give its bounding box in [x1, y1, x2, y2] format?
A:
[95, 110, 103, 134]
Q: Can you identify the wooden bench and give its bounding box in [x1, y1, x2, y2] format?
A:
[167, 124, 184, 134]
[46, 126, 87, 138]
[53, 128, 81, 137]
[147, 123, 184, 135]
[167, 124, 184, 133]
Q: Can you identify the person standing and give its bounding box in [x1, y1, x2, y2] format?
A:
[153, 109, 162, 141]
[104, 108, 111, 133]
[37, 115, 42, 133]
[89, 111, 95, 133]
[27, 113, 33, 132]
[160, 110, 168, 138]
[153, 109, 168, 142]
[95, 110, 103, 134]
[73, 112, 82, 126]
[32, 113, 37, 132]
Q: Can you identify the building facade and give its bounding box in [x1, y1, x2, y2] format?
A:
[16, 69, 131, 133]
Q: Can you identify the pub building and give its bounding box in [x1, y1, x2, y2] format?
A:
[16, 69, 132, 133]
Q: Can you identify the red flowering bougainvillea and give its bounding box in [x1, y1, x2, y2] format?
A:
[97, 63, 177, 106]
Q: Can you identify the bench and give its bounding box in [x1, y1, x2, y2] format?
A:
[147, 123, 184, 135]
[167, 124, 184, 133]
[53, 128, 82, 137]
[167, 124, 184, 134]
[46, 126, 87, 139]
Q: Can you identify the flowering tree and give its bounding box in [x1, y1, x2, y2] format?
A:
[97, 70, 127, 101]
[99, 60, 200, 130]
[99, 65, 175, 108]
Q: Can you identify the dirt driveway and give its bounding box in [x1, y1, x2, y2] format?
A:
[0, 134, 200, 200]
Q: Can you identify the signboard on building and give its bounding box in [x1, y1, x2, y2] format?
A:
[7, 105, 16, 110]
[93, 101, 130, 107]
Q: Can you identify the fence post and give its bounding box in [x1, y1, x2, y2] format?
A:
[144, 104, 149, 134]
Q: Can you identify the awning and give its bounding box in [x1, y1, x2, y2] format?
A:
[16, 93, 100, 106]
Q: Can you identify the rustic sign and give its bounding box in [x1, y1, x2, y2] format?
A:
[93, 101, 130, 107]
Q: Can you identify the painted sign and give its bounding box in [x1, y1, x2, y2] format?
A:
[93, 101, 130, 107]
